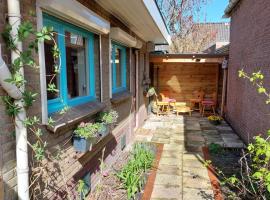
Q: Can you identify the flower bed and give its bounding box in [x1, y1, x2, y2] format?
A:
[203, 145, 243, 200]
[88, 142, 162, 200]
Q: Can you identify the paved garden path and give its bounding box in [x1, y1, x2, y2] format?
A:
[136, 113, 245, 200]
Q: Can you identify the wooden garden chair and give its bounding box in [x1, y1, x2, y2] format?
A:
[201, 92, 217, 116]
[190, 90, 205, 112]
[154, 93, 170, 116]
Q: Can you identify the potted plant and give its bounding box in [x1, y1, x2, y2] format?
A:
[96, 122, 109, 137]
[99, 110, 119, 130]
[208, 115, 223, 125]
[146, 87, 157, 98]
[73, 122, 98, 153]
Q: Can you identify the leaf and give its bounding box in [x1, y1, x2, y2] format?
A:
[252, 171, 263, 179]
[258, 87, 266, 94]
[267, 184, 270, 193]
[23, 91, 37, 109]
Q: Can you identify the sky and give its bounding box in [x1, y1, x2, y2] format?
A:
[200, 0, 230, 23]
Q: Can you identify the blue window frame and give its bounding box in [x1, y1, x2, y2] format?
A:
[111, 43, 127, 94]
[43, 14, 96, 114]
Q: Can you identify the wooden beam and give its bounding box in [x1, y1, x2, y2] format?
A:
[150, 57, 224, 63]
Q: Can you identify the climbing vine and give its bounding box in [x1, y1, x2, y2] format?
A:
[1, 12, 72, 199]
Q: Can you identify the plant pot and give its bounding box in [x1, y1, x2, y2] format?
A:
[98, 124, 109, 137]
[209, 120, 221, 125]
[73, 136, 96, 153]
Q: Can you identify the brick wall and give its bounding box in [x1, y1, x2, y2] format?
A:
[0, 0, 149, 199]
[0, 0, 17, 199]
[226, 0, 270, 143]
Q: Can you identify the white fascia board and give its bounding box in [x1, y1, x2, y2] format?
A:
[36, 0, 110, 34]
[142, 0, 171, 45]
[223, 0, 241, 18]
[110, 27, 137, 47]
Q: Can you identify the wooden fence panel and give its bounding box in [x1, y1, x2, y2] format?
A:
[153, 63, 219, 103]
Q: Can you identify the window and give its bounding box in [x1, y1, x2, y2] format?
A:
[43, 14, 96, 114]
[111, 43, 127, 94]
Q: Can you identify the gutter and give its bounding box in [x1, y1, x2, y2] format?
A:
[224, 0, 241, 18]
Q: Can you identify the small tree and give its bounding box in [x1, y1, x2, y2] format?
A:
[156, 0, 216, 53]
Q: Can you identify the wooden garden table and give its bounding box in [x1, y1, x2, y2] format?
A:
[175, 106, 193, 116]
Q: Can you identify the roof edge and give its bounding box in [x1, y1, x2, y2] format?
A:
[142, 0, 172, 45]
[223, 0, 241, 18]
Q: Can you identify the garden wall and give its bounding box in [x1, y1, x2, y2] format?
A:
[226, 0, 270, 143]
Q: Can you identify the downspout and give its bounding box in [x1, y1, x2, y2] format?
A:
[221, 58, 228, 116]
[7, 0, 30, 200]
[0, 45, 22, 99]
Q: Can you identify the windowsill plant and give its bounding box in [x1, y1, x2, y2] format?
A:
[73, 122, 99, 152]
[98, 110, 119, 131]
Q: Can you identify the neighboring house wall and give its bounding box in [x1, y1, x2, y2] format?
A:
[226, 0, 270, 143]
[0, 0, 151, 199]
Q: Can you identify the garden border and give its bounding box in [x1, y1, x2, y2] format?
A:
[141, 143, 164, 200]
[202, 146, 223, 200]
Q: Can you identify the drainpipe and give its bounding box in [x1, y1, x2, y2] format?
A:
[0, 45, 22, 99]
[221, 58, 228, 116]
[7, 0, 30, 200]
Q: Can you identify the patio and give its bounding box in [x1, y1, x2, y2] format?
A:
[135, 112, 245, 200]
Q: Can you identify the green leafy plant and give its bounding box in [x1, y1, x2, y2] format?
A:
[117, 143, 154, 199]
[146, 87, 156, 98]
[76, 180, 88, 200]
[74, 122, 99, 139]
[99, 110, 118, 125]
[208, 143, 223, 154]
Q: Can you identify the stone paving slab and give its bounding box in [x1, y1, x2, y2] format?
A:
[183, 188, 214, 200]
[155, 174, 182, 187]
[151, 185, 182, 199]
[162, 150, 182, 159]
[157, 164, 182, 176]
[159, 157, 182, 166]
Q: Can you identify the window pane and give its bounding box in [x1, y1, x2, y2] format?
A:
[115, 48, 122, 88]
[65, 31, 89, 98]
[45, 33, 59, 100]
